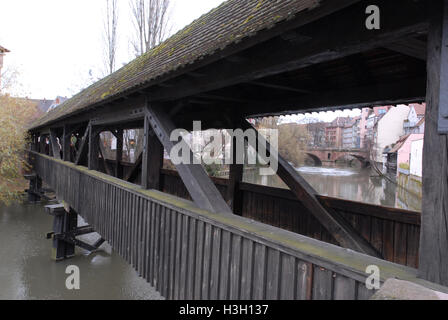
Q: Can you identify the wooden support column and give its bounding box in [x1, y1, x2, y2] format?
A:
[49, 129, 61, 160]
[145, 103, 232, 214]
[88, 125, 101, 171]
[419, 0, 448, 286]
[142, 116, 164, 190]
[240, 120, 380, 257]
[62, 125, 71, 162]
[75, 124, 90, 165]
[115, 129, 124, 179]
[226, 135, 244, 215]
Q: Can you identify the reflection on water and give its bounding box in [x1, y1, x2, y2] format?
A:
[244, 165, 422, 212]
[0, 202, 163, 300]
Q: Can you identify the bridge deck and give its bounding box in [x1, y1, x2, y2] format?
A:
[29, 151, 446, 300]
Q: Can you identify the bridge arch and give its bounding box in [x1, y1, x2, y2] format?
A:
[305, 153, 323, 167]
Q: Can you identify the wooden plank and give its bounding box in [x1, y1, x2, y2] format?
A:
[201, 224, 212, 299]
[296, 261, 313, 300]
[385, 37, 427, 60]
[393, 222, 407, 265]
[218, 230, 232, 300]
[194, 220, 205, 300]
[186, 217, 197, 299]
[356, 281, 375, 300]
[266, 248, 280, 300]
[406, 224, 420, 268]
[333, 275, 357, 300]
[229, 234, 242, 299]
[280, 254, 296, 300]
[179, 215, 189, 299]
[240, 238, 254, 299]
[145, 103, 232, 214]
[419, 0, 448, 286]
[312, 266, 334, 300]
[210, 227, 222, 299]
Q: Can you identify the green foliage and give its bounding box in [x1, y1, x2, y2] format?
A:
[399, 163, 410, 170]
[0, 95, 38, 204]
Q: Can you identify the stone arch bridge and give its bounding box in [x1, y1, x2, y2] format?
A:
[305, 148, 370, 167]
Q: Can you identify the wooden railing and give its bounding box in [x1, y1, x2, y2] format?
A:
[30, 151, 435, 300]
[159, 169, 421, 268]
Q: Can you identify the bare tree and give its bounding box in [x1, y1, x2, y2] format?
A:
[130, 0, 170, 56]
[103, 0, 119, 75]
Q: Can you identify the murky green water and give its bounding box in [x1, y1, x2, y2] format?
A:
[0, 201, 163, 300]
[244, 165, 422, 212]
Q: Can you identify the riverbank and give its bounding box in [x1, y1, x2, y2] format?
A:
[0, 200, 163, 300]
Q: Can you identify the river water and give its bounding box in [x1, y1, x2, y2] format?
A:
[243, 165, 422, 212]
[0, 201, 163, 300]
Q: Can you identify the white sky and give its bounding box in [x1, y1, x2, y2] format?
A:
[0, 0, 225, 98]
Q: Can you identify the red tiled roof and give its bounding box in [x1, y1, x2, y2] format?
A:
[411, 103, 426, 116]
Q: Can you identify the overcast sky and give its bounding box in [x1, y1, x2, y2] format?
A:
[0, 0, 225, 98]
[0, 0, 360, 123]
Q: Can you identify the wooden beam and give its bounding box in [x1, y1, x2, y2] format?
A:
[240, 120, 380, 257]
[142, 116, 164, 190]
[123, 151, 142, 182]
[49, 129, 61, 160]
[146, 1, 428, 103]
[241, 77, 426, 118]
[248, 81, 311, 94]
[226, 136, 244, 215]
[75, 124, 90, 165]
[115, 129, 124, 179]
[62, 125, 71, 162]
[419, 0, 448, 286]
[145, 103, 232, 214]
[385, 37, 427, 60]
[88, 126, 101, 171]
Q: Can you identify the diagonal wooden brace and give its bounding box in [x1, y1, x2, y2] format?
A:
[145, 103, 232, 214]
[240, 120, 381, 257]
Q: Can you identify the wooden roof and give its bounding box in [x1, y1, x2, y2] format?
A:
[30, 0, 322, 129]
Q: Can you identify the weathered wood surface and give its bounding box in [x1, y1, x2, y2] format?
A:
[35, 151, 435, 299]
[159, 169, 421, 268]
[419, 0, 448, 286]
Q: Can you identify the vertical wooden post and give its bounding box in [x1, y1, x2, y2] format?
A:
[62, 125, 71, 162]
[419, 0, 448, 286]
[64, 208, 78, 258]
[226, 136, 244, 215]
[88, 126, 100, 171]
[142, 115, 164, 190]
[116, 129, 124, 179]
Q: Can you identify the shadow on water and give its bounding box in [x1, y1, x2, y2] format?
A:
[243, 164, 422, 212]
[0, 201, 163, 300]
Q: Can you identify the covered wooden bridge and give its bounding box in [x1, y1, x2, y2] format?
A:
[27, 0, 448, 299]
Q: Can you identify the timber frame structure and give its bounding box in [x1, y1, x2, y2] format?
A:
[27, 0, 448, 298]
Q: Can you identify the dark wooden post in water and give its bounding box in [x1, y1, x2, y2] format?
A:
[46, 204, 77, 261]
[142, 116, 164, 190]
[419, 0, 448, 286]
